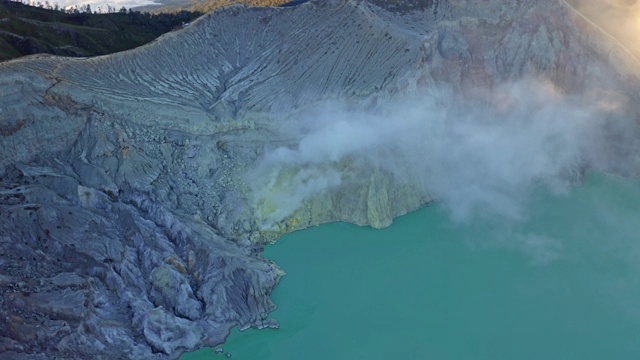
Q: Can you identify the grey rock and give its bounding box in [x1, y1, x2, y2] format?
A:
[1, 0, 640, 359]
[12, 289, 87, 321]
[1, 351, 48, 360]
[48, 272, 85, 288]
[142, 306, 204, 355]
[437, 25, 470, 60]
[150, 264, 202, 320]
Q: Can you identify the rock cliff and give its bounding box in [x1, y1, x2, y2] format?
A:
[1, 0, 640, 358]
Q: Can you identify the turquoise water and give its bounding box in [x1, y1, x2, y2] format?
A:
[183, 173, 640, 360]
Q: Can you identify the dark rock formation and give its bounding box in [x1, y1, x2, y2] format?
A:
[1, 0, 640, 359]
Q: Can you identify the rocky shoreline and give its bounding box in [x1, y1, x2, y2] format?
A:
[2, 0, 640, 358]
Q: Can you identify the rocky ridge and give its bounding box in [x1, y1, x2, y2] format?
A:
[1, 0, 640, 359]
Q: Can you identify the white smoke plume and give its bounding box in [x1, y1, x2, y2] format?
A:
[246, 78, 631, 226]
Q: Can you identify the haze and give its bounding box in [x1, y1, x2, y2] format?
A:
[247, 78, 633, 226]
[566, 0, 640, 60]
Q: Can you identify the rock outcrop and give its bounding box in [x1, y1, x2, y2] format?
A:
[1, 0, 640, 358]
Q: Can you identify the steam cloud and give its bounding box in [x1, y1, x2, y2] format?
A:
[246, 78, 632, 226]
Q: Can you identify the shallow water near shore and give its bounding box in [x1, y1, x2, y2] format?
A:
[182, 172, 640, 360]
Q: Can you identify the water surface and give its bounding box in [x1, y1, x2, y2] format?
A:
[183, 173, 640, 359]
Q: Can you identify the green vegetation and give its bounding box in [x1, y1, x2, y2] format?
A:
[139, 0, 295, 15]
[0, 1, 202, 61]
[138, 0, 439, 14]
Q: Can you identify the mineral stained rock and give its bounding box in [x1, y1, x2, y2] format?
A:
[1, 0, 640, 359]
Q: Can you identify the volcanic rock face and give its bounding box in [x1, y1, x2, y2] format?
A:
[1, 0, 640, 358]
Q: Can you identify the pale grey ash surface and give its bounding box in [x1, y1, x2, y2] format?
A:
[1, 1, 640, 359]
